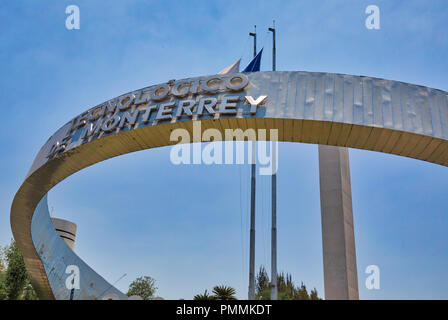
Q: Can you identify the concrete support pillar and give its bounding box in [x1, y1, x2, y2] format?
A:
[318, 145, 358, 300]
[51, 218, 77, 251]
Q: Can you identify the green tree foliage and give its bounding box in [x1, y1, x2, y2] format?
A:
[0, 246, 8, 300]
[277, 272, 298, 300]
[126, 276, 157, 300]
[193, 289, 215, 300]
[0, 240, 38, 300]
[22, 280, 39, 300]
[212, 285, 237, 300]
[255, 266, 270, 300]
[254, 265, 321, 300]
[195, 285, 238, 300]
[0, 272, 7, 300]
[294, 282, 310, 300]
[310, 287, 319, 300]
[4, 241, 27, 300]
[0, 246, 5, 271]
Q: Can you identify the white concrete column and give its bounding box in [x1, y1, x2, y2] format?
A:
[318, 145, 359, 300]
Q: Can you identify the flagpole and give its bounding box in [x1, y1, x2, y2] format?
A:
[269, 22, 276, 72]
[268, 21, 278, 301]
[248, 25, 257, 301]
[249, 25, 257, 57]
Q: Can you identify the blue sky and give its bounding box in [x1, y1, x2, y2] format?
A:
[1, 0, 448, 299]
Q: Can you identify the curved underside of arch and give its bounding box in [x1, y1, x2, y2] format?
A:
[11, 71, 448, 299]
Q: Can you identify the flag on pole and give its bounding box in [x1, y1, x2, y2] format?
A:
[243, 48, 263, 72]
[218, 59, 241, 74]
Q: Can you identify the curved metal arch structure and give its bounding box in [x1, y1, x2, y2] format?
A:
[11, 71, 448, 299]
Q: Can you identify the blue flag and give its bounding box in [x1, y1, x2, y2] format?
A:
[243, 48, 263, 72]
